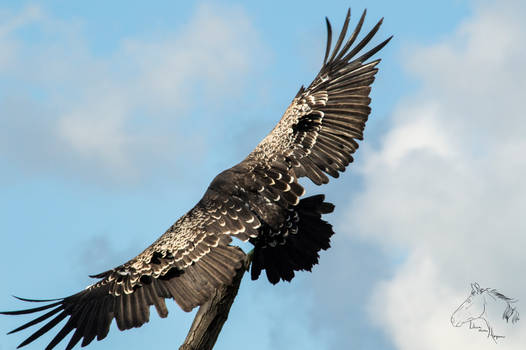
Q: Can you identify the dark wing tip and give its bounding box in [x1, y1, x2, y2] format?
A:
[321, 7, 393, 69]
[12, 296, 62, 303]
[356, 35, 393, 63]
[327, 7, 352, 64]
[0, 302, 63, 316]
[323, 17, 333, 66]
[1, 296, 63, 315]
[338, 12, 390, 64]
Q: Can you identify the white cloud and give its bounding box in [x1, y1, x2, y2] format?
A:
[57, 97, 132, 176]
[345, 0, 526, 348]
[0, 5, 42, 69]
[121, 4, 257, 111]
[0, 4, 264, 182]
[369, 253, 526, 350]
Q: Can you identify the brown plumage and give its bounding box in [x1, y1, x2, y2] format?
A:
[1, 8, 391, 349]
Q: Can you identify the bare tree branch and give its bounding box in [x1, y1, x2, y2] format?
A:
[179, 250, 252, 350]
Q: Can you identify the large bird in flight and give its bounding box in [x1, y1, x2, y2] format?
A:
[2, 8, 391, 350]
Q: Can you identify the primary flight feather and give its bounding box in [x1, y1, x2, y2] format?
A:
[2, 8, 391, 349]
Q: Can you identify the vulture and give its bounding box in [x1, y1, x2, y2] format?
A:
[1, 8, 391, 350]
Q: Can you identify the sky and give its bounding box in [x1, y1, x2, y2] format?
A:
[1, 1, 525, 350]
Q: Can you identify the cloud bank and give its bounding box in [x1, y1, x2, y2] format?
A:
[0, 4, 263, 183]
[344, 1, 526, 348]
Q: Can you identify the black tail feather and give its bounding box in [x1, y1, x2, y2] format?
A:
[251, 194, 334, 284]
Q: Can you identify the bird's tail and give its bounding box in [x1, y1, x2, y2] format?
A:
[250, 194, 334, 284]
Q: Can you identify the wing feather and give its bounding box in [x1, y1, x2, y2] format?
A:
[1, 8, 390, 349]
[246, 9, 391, 185]
[1, 199, 247, 349]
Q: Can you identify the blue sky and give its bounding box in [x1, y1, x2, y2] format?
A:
[2, 1, 525, 350]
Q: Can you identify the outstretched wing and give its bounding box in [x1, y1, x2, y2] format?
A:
[0, 191, 262, 349]
[1, 8, 391, 350]
[247, 9, 392, 185]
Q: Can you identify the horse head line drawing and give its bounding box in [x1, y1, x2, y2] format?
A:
[451, 282, 519, 342]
